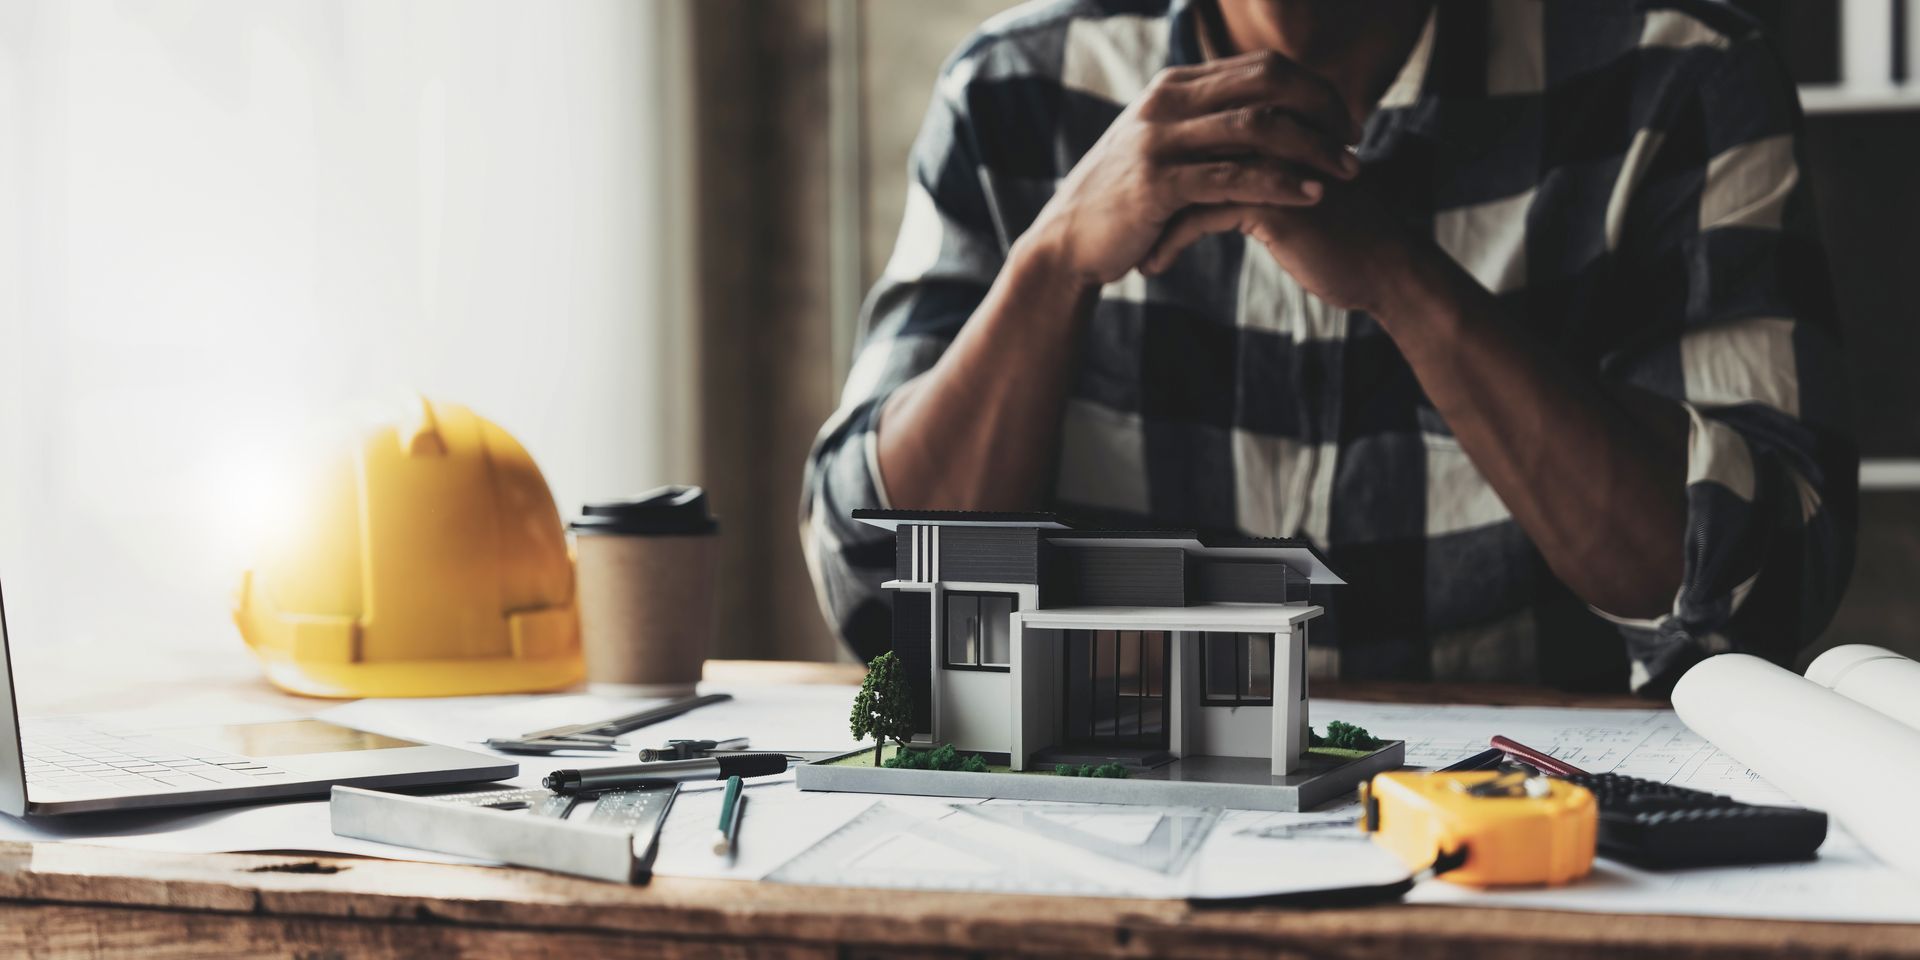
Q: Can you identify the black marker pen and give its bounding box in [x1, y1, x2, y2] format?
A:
[543, 754, 788, 794]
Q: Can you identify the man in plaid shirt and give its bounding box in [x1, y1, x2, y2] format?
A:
[802, 0, 1854, 694]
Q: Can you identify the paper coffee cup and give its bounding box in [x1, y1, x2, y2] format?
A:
[570, 486, 719, 697]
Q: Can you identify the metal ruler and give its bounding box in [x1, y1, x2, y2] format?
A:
[331, 784, 678, 883]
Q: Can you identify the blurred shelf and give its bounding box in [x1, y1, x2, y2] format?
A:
[1861, 459, 1920, 491]
[1799, 85, 1920, 114]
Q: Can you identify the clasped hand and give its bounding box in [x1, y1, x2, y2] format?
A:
[1025, 50, 1420, 315]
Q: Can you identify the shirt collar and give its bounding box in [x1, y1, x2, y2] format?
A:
[1165, 0, 1206, 69]
[1374, 6, 1437, 112]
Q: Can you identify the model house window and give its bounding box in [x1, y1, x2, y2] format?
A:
[1063, 629, 1170, 748]
[1203, 633, 1274, 706]
[944, 593, 1015, 670]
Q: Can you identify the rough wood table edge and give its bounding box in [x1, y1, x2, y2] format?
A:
[2, 842, 1917, 960]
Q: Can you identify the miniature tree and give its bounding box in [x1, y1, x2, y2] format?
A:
[850, 651, 914, 766]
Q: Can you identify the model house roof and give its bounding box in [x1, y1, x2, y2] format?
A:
[848, 509, 1072, 530]
[851, 508, 1346, 584]
[1016, 603, 1323, 631]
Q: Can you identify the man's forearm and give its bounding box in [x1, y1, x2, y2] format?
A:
[1375, 248, 1690, 620]
[875, 239, 1099, 511]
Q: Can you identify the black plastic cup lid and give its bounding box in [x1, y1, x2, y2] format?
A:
[571, 485, 719, 536]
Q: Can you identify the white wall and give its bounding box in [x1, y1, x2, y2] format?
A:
[1183, 631, 1281, 761]
[0, 1, 695, 656]
[930, 581, 1030, 754]
[937, 667, 1011, 755]
[1193, 703, 1275, 759]
[1013, 624, 1061, 769]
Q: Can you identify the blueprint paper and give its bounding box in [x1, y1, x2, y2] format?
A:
[768, 801, 1154, 896]
[954, 803, 1221, 874]
[1672, 653, 1920, 885]
[1408, 826, 1920, 922]
[1315, 697, 1920, 922]
[3, 687, 1920, 922]
[764, 799, 1413, 899]
[647, 782, 982, 881]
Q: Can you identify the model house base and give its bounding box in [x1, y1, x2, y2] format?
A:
[804, 510, 1399, 806]
[795, 740, 1406, 812]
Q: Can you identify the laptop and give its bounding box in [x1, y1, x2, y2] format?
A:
[0, 581, 516, 817]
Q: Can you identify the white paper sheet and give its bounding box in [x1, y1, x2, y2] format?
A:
[1806, 643, 1920, 732]
[1672, 653, 1920, 884]
[0, 796, 485, 864]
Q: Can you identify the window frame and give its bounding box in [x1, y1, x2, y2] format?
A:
[1201, 632, 1277, 707]
[941, 591, 1017, 672]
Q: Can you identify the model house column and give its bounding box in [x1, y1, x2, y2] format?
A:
[1008, 615, 1026, 770]
[1270, 628, 1305, 776]
[1168, 632, 1192, 759]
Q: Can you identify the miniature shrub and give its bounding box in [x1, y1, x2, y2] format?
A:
[1309, 721, 1381, 751]
[883, 746, 936, 769]
[884, 743, 990, 772]
[1053, 762, 1130, 779]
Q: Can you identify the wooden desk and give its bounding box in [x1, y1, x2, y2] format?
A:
[3, 657, 1915, 959]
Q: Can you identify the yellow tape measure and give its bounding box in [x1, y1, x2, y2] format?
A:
[1360, 770, 1598, 887]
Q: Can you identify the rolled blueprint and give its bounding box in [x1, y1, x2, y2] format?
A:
[1671, 653, 1920, 882]
[1804, 644, 1920, 734]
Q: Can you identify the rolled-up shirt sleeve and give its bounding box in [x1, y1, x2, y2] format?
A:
[1599, 25, 1857, 692]
[800, 49, 1006, 661]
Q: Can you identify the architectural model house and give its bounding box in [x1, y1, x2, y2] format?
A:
[797, 510, 1404, 811]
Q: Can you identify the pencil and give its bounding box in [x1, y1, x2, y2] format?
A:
[1490, 735, 1588, 777]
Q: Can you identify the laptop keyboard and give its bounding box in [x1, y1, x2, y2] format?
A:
[20, 720, 292, 796]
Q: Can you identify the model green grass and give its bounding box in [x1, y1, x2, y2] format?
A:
[828, 738, 1385, 772]
[824, 745, 1090, 776]
[1306, 746, 1374, 760]
[827, 723, 1384, 775]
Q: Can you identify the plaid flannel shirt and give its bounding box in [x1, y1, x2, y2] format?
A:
[801, 0, 1855, 693]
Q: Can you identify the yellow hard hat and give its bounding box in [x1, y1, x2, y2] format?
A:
[234, 397, 582, 698]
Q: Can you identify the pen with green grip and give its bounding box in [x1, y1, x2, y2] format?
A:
[712, 775, 744, 856]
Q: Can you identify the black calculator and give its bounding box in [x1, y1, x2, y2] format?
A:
[1552, 771, 1828, 869]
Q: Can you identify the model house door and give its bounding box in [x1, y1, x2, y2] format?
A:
[1062, 630, 1170, 750]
